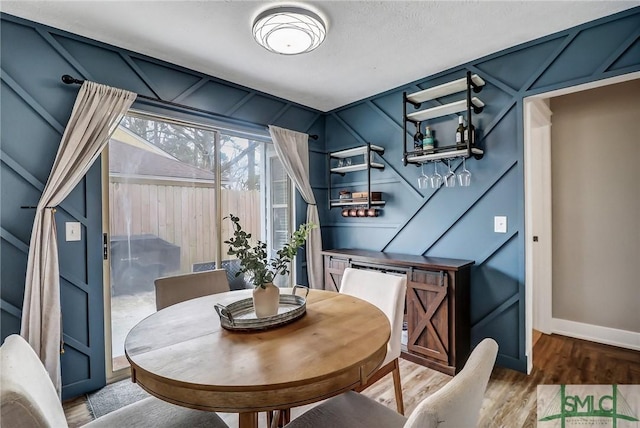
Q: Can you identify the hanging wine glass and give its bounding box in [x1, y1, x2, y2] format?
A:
[425, 161, 434, 188]
[457, 157, 471, 187]
[430, 161, 442, 189]
[444, 159, 456, 187]
[418, 163, 429, 189]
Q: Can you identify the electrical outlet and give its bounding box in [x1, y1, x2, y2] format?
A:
[65, 222, 81, 242]
[494, 216, 507, 233]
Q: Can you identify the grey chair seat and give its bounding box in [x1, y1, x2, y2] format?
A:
[84, 395, 226, 428]
[284, 391, 408, 428]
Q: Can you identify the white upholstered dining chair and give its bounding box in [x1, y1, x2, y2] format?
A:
[284, 337, 498, 428]
[0, 334, 228, 428]
[154, 268, 230, 311]
[339, 267, 407, 414]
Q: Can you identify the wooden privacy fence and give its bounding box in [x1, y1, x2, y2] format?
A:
[109, 179, 260, 274]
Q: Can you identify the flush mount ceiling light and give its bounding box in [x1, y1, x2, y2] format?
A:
[252, 6, 326, 55]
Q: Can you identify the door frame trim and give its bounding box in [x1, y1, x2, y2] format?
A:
[523, 97, 552, 375]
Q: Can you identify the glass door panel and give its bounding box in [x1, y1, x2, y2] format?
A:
[107, 114, 218, 375]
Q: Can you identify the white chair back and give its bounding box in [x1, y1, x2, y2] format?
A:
[339, 268, 407, 364]
[1, 334, 230, 428]
[1, 335, 70, 428]
[154, 268, 230, 310]
[404, 338, 499, 428]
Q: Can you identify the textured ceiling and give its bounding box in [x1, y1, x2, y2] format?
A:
[1, 1, 638, 111]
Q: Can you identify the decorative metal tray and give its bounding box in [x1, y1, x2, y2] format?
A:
[214, 285, 309, 332]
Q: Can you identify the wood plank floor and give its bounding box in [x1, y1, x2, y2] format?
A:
[63, 333, 640, 427]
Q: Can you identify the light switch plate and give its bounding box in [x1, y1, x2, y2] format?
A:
[494, 216, 507, 233]
[65, 222, 81, 242]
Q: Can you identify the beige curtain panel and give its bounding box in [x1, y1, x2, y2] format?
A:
[21, 81, 136, 395]
[268, 125, 323, 290]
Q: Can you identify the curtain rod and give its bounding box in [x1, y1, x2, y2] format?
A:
[60, 75, 318, 140]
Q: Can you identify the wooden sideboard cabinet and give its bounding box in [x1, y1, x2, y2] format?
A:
[322, 249, 474, 375]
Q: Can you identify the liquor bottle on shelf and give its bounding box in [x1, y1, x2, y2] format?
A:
[413, 121, 424, 152]
[455, 116, 465, 146]
[464, 119, 476, 146]
[422, 126, 434, 151]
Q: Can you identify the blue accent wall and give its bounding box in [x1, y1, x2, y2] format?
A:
[0, 14, 325, 398]
[322, 8, 640, 371]
[1, 7, 639, 397]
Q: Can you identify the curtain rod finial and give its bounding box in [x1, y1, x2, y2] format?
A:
[62, 75, 83, 85]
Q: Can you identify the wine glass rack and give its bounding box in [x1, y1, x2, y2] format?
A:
[402, 71, 486, 165]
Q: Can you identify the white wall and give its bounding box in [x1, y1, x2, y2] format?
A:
[550, 79, 640, 333]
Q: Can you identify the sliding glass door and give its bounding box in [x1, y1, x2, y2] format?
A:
[103, 111, 293, 379]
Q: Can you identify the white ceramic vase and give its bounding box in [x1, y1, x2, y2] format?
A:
[253, 282, 280, 318]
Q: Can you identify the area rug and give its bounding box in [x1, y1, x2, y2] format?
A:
[86, 379, 149, 418]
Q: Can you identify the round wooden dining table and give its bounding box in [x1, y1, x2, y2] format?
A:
[124, 288, 390, 428]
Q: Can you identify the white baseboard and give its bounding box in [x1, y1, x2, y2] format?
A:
[551, 318, 640, 351]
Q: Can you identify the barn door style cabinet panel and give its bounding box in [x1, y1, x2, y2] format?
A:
[322, 249, 473, 375]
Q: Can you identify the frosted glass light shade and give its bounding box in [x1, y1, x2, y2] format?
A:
[253, 7, 326, 55]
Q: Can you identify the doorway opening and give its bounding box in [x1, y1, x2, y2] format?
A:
[524, 71, 640, 373]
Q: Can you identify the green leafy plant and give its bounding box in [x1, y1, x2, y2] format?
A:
[225, 214, 316, 288]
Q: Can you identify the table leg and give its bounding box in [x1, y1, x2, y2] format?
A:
[238, 412, 258, 428]
[267, 409, 291, 428]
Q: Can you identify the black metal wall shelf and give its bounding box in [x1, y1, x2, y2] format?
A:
[328, 143, 386, 211]
[405, 74, 485, 105]
[329, 144, 385, 175]
[329, 200, 386, 208]
[406, 98, 485, 122]
[403, 71, 486, 165]
[406, 147, 484, 163]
